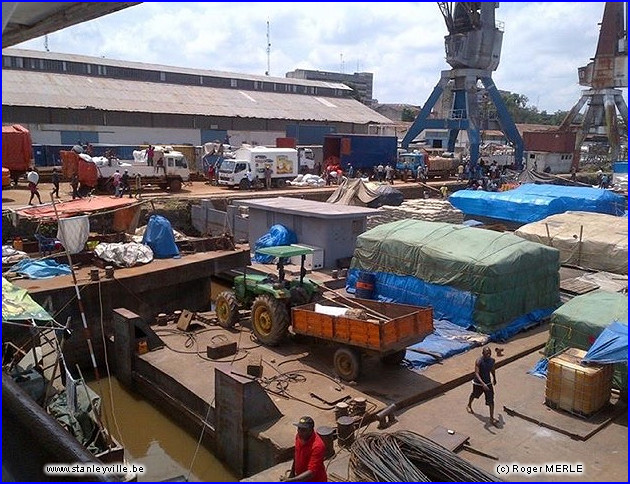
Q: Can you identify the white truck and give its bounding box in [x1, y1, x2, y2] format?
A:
[94, 146, 190, 191]
[218, 146, 299, 189]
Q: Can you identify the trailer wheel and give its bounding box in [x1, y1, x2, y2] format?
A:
[215, 291, 239, 328]
[334, 347, 361, 381]
[251, 295, 289, 346]
[381, 349, 407, 366]
[169, 178, 182, 191]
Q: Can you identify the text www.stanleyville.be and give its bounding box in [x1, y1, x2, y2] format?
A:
[495, 463, 584, 476]
[44, 463, 145, 477]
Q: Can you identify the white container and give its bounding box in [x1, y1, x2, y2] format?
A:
[290, 244, 324, 270]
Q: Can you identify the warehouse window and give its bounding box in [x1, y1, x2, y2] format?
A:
[3, 57, 11, 67]
[231, 79, 238, 88]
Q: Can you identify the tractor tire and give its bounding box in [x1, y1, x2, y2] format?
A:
[251, 295, 290, 346]
[381, 349, 407, 366]
[334, 347, 362, 382]
[216, 291, 239, 328]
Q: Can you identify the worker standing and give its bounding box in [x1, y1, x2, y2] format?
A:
[282, 416, 327, 482]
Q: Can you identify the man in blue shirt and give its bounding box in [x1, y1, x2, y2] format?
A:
[467, 347, 497, 426]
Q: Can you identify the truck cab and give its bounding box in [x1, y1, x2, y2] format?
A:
[397, 152, 426, 174]
[218, 159, 255, 189]
[297, 147, 315, 172]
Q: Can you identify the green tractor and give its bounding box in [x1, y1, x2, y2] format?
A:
[215, 245, 321, 345]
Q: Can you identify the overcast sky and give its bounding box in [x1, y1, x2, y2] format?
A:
[14, 2, 628, 114]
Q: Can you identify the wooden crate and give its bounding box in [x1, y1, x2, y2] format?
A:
[291, 299, 433, 352]
[545, 348, 613, 417]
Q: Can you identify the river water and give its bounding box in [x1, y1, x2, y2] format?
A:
[90, 376, 237, 482]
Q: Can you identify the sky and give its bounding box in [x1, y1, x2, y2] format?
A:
[14, 2, 628, 114]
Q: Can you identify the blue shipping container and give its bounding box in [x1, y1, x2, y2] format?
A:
[323, 134, 398, 171]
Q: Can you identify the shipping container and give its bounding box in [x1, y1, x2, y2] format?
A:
[323, 134, 398, 171]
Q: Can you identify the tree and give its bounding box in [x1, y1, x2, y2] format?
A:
[498, 91, 569, 125]
[402, 107, 417, 122]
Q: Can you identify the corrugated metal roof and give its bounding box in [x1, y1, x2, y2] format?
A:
[234, 197, 377, 218]
[2, 70, 393, 124]
[3, 48, 352, 90]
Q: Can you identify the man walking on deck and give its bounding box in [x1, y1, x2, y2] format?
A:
[467, 346, 498, 426]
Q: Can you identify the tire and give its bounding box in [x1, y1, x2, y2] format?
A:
[381, 349, 407, 366]
[239, 178, 250, 190]
[215, 291, 239, 328]
[334, 347, 362, 382]
[169, 178, 182, 191]
[251, 295, 290, 346]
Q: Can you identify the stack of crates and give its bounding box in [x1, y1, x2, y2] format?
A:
[545, 348, 613, 417]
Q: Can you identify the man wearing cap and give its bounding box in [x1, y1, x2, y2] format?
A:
[283, 416, 327, 482]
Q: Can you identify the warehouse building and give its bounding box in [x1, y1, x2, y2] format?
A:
[1, 48, 392, 148]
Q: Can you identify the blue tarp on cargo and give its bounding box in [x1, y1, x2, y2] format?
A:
[347, 268, 553, 340]
[583, 321, 628, 364]
[141, 215, 180, 259]
[448, 184, 626, 224]
[253, 225, 297, 264]
[404, 319, 490, 370]
[347, 269, 476, 328]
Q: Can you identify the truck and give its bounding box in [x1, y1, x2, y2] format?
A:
[2, 124, 33, 186]
[399, 149, 458, 179]
[218, 145, 299, 189]
[323, 134, 398, 173]
[61, 145, 190, 192]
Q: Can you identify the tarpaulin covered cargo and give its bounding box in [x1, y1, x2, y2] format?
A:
[515, 211, 628, 275]
[545, 290, 628, 391]
[348, 220, 560, 336]
[449, 184, 626, 224]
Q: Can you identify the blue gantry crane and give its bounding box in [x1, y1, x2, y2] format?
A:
[402, 2, 524, 172]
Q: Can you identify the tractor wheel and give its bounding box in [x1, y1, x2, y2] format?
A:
[216, 291, 239, 328]
[334, 347, 362, 382]
[381, 349, 407, 366]
[251, 295, 290, 346]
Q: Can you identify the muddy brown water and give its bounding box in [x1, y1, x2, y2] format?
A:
[90, 376, 237, 482]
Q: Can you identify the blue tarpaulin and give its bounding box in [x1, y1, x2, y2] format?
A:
[141, 215, 180, 259]
[253, 225, 297, 264]
[449, 184, 626, 224]
[347, 269, 476, 328]
[347, 268, 553, 339]
[405, 319, 489, 370]
[9, 258, 71, 279]
[528, 358, 549, 379]
[583, 321, 628, 364]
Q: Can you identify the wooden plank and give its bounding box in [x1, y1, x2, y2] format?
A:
[560, 277, 600, 295]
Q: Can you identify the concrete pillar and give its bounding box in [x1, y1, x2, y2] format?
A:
[214, 367, 281, 477]
[113, 308, 141, 387]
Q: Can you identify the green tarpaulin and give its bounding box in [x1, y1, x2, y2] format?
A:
[2, 277, 53, 321]
[545, 290, 628, 392]
[351, 220, 560, 333]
